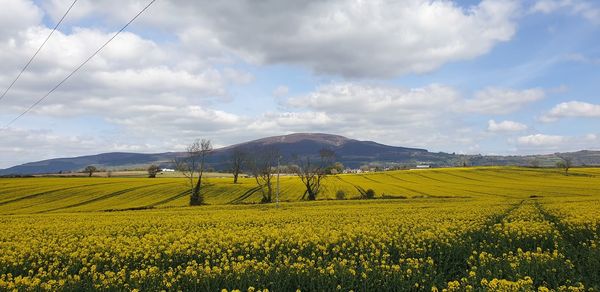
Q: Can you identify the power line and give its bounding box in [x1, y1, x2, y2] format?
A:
[2, 0, 157, 129]
[0, 0, 78, 103]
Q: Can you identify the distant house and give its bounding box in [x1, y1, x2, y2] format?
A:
[161, 168, 175, 172]
[415, 165, 430, 169]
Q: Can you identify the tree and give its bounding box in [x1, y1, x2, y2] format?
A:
[529, 157, 541, 168]
[173, 139, 213, 206]
[230, 147, 246, 184]
[336, 190, 346, 200]
[84, 165, 97, 177]
[365, 189, 376, 199]
[147, 165, 161, 178]
[293, 149, 335, 201]
[248, 147, 279, 203]
[555, 153, 573, 175]
[332, 162, 344, 174]
[459, 155, 471, 167]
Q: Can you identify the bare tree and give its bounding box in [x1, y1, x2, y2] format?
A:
[230, 147, 246, 184]
[332, 162, 344, 174]
[147, 165, 161, 178]
[293, 149, 335, 201]
[248, 147, 279, 203]
[529, 157, 541, 168]
[173, 139, 213, 205]
[84, 165, 97, 177]
[193, 139, 213, 203]
[459, 155, 471, 167]
[555, 153, 573, 175]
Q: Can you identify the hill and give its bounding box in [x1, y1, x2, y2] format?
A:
[0, 133, 441, 175]
[1, 133, 600, 175]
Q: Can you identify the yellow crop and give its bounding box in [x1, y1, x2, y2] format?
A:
[0, 167, 599, 290]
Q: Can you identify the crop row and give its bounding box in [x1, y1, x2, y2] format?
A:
[1, 167, 600, 214]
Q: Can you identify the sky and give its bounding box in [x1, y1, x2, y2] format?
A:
[0, 0, 599, 169]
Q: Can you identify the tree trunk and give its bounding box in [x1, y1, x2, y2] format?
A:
[266, 181, 272, 203]
[192, 175, 203, 205]
[191, 156, 206, 205]
[233, 173, 238, 184]
[307, 189, 316, 201]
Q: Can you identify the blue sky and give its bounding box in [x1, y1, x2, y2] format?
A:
[0, 0, 599, 168]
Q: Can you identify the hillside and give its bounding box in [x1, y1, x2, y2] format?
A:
[1, 133, 600, 175]
[0, 133, 439, 175]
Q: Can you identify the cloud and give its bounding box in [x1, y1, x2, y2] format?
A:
[531, 0, 600, 24]
[0, 22, 243, 118]
[42, 0, 520, 78]
[514, 132, 600, 153]
[0, 0, 42, 40]
[290, 83, 459, 112]
[462, 87, 545, 114]
[488, 120, 528, 132]
[273, 85, 289, 98]
[1, 67, 551, 168]
[282, 82, 479, 150]
[541, 101, 600, 122]
[3, 0, 593, 167]
[0, 127, 155, 168]
[517, 134, 565, 146]
[563, 53, 600, 65]
[288, 83, 459, 123]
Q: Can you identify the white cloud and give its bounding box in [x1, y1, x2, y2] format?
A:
[488, 120, 528, 132]
[273, 85, 289, 98]
[0, 127, 152, 168]
[563, 53, 600, 65]
[517, 134, 566, 146]
[42, 0, 520, 78]
[531, 0, 600, 24]
[514, 133, 600, 153]
[0, 0, 42, 40]
[289, 83, 459, 114]
[541, 101, 600, 122]
[0, 21, 244, 119]
[282, 83, 476, 150]
[463, 87, 545, 114]
[2, 0, 595, 167]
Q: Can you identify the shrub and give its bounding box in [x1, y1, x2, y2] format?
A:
[365, 189, 376, 199]
[147, 165, 161, 178]
[336, 190, 346, 200]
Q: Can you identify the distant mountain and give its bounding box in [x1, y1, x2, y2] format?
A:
[1, 133, 599, 175]
[0, 152, 180, 176]
[0, 133, 433, 175]
[209, 133, 439, 169]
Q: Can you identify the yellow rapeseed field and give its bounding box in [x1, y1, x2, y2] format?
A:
[0, 167, 599, 291]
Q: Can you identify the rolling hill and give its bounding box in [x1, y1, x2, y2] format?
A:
[0, 133, 440, 175]
[1, 133, 600, 175]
